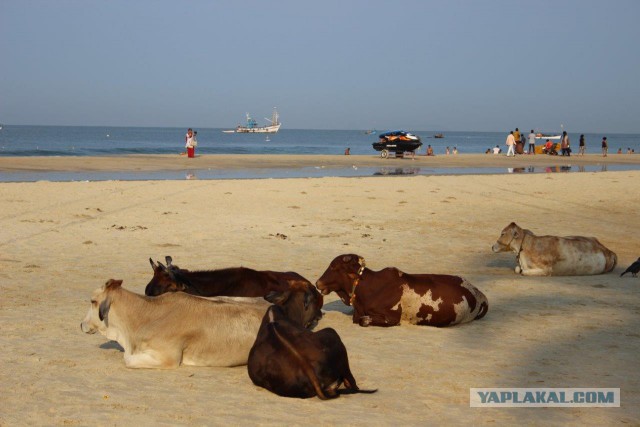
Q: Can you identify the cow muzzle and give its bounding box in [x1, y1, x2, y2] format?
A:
[81, 321, 97, 334]
[491, 243, 506, 253]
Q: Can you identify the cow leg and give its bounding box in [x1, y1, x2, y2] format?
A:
[124, 350, 180, 369]
[357, 313, 399, 327]
[520, 267, 551, 276]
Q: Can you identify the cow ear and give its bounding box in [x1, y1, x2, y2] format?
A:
[104, 279, 123, 289]
[99, 297, 111, 323]
[157, 261, 166, 271]
[265, 290, 291, 305]
[342, 255, 352, 263]
[165, 256, 173, 267]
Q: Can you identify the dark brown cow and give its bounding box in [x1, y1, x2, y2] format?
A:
[145, 256, 323, 329]
[248, 305, 377, 399]
[316, 254, 488, 327]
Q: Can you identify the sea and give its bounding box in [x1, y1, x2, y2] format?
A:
[1, 125, 639, 181]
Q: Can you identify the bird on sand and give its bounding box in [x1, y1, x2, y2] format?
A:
[620, 257, 640, 277]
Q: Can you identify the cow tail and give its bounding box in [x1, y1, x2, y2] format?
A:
[268, 323, 332, 400]
[337, 388, 378, 396]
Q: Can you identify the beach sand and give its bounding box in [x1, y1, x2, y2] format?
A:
[0, 155, 639, 425]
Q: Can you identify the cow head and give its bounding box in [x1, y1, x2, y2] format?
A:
[145, 256, 188, 296]
[81, 279, 122, 334]
[265, 285, 323, 329]
[316, 254, 366, 305]
[492, 222, 525, 253]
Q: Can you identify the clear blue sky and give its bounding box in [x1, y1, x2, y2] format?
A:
[1, 0, 639, 132]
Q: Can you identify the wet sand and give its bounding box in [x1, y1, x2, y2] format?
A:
[1, 153, 639, 174]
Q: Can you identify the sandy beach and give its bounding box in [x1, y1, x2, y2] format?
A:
[1, 155, 639, 425]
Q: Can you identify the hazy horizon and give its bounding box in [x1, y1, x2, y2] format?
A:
[2, 0, 639, 133]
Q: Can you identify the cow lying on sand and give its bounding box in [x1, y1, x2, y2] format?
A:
[315, 254, 488, 327]
[492, 222, 617, 276]
[146, 256, 322, 312]
[248, 305, 377, 399]
[81, 279, 322, 368]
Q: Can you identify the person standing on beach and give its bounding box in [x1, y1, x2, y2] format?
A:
[560, 131, 570, 156]
[601, 136, 608, 157]
[528, 130, 536, 154]
[513, 128, 521, 145]
[505, 131, 516, 156]
[185, 128, 195, 158]
[579, 134, 586, 156]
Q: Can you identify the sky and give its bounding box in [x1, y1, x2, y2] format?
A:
[1, 0, 639, 132]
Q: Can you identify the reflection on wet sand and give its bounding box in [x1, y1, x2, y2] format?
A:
[374, 167, 421, 176]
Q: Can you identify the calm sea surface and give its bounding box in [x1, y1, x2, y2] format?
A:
[0, 125, 638, 181]
[2, 125, 639, 157]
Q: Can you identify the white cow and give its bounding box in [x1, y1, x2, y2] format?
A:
[492, 222, 617, 276]
[81, 279, 317, 369]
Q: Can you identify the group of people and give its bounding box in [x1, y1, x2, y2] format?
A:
[504, 129, 614, 157]
[504, 128, 539, 156]
[424, 145, 456, 156]
[183, 128, 198, 158]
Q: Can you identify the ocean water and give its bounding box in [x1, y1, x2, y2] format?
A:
[1, 125, 639, 157]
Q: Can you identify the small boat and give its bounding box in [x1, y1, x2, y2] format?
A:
[434, 133, 444, 139]
[535, 133, 561, 140]
[364, 130, 377, 135]
[222, 130, 235, 133]
[235, 108, 281, 133]
[535, 124, 563, 140]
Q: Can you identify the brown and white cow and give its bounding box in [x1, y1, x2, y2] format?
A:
[81, 279, 321, 368]
[315, 254, 488, 327]
[492, 222, 618, 276]
[248, 305, 377, 399]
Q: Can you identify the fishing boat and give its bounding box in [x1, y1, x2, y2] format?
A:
[234, 108, 281, 133]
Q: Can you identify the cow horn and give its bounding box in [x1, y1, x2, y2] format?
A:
[149, 258, 156, 270]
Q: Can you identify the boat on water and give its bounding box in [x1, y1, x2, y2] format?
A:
[232, 108, 281, 133]
[434, 133, 444, 139]
[535, 133, 561, 140]
[534, 124, 563, 140]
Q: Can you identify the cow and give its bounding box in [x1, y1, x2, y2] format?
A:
[80, 279, 322, 368]
[248, 305, 377, 399]
[145, 256, 322, 310]
[315, 254, 488, 327]
[491, 222, 618, 276]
